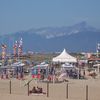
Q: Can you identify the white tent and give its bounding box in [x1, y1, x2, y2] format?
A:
[52, 49, 77, 63]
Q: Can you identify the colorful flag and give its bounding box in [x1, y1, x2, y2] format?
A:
[19, 38, 23, 47]
[97, 43, 100, 52]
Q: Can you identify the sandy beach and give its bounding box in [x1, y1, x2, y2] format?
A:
[0, 77, 100, 100]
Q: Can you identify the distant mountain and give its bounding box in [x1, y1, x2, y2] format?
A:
[25, 21, 99, 38]
[0, 21, 100, 53]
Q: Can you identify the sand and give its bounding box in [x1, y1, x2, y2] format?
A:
[0, 77, 100, 100]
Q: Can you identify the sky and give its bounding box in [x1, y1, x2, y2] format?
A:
[0, 0, 100, 34]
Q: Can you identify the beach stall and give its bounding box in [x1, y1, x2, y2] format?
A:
[61, 63, 75, 69]
[61, 62, 78, 79]
[31, 62, 49, 80]
[93, 63, 100, 74]
[0, 66, 9, 79]
[52, 49, 78, 79]
[11, 61, 25, 79]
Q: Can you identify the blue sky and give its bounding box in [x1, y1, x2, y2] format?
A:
[0, 0, 100, 34]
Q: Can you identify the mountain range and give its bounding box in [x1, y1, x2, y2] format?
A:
[0, 21, 100, 53]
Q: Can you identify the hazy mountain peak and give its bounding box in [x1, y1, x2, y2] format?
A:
[75, 21, 87, 27]
[0, 21, 100, 52]
[1, 21, 99, 38]
[8, 21, 99, 40]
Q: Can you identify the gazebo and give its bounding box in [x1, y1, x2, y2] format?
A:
[52, 49, 77, 63]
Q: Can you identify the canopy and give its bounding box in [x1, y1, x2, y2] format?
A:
[32, 61, 49, 69]
[11, 61, 25, 67]
[93, 64, 100, 68]
[52, 49, 77, 63]
[61, 63, 75, 68]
